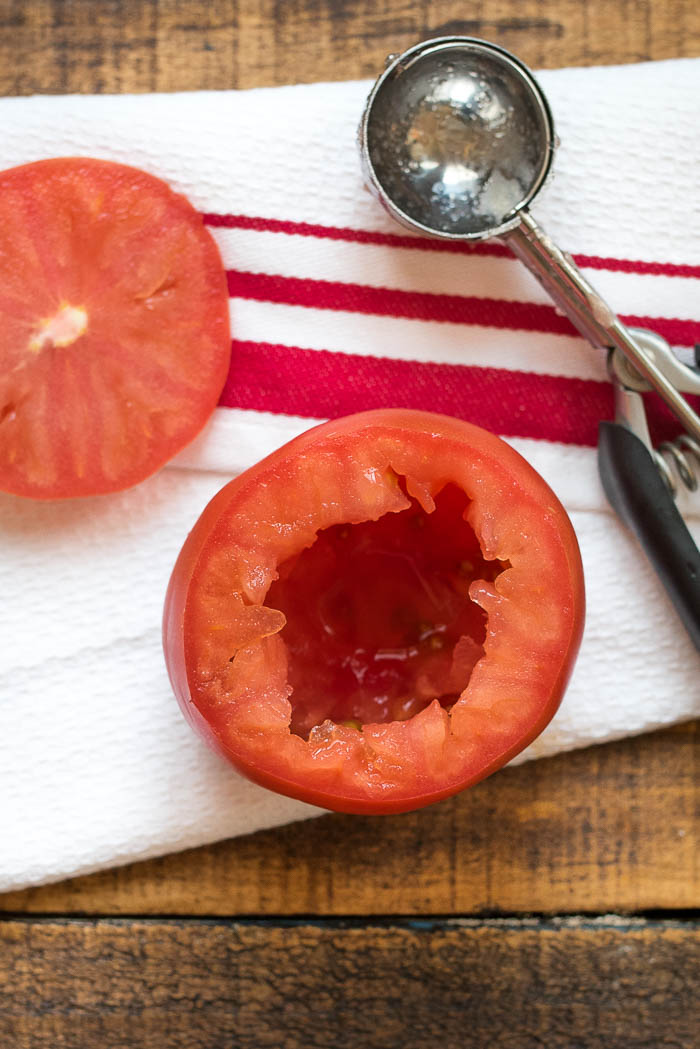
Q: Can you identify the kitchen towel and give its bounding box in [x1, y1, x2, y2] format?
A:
[1, 57, 699, 892]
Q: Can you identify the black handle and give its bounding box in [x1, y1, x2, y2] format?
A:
[598, 421, 700, 652]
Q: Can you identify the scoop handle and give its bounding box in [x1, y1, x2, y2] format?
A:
[505, 211, 700, 445]
[598, 420, 700, 652]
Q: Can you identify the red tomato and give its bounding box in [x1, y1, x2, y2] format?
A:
[164, 410, 585, 814]
[0, 157, 230, 498]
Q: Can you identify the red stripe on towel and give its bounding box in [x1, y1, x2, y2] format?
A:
[227, 269, 700, 346]
[206, 212, 700, 279]
[221, 340, 698, 447]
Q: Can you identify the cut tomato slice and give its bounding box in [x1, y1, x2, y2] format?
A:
[0, 157, 230, 498]
[164, 409, 585, 814]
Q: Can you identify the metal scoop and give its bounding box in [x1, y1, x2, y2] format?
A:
[359, 36, 700, 445]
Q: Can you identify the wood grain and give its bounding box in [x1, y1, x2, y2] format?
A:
[0, 0, 698, 96]
[2, 723, 696, 916]
[1, 917, 698, 1048]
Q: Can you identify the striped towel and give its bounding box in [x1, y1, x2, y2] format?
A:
[213, 214, 700, 446]
[1, 58, 699, 891]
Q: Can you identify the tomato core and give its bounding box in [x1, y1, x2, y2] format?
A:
[267, 482, 507, 738]
[29, 302, 88, 353]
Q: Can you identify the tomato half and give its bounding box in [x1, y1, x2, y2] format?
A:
[0, 157, 230, 498]
[164, 410, 585, 814]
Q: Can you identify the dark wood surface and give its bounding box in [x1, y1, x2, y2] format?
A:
[0, 2, 699, 1046]
[2, 918, 698, 1048]
[2, 0, 700, 95]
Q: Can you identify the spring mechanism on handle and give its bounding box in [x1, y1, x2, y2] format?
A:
[653, 434, 700, 497]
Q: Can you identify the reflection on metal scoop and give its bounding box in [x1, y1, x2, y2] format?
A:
[359, 36, 700, 445]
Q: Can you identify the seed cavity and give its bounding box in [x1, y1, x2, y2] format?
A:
[0, 402, 17, 425]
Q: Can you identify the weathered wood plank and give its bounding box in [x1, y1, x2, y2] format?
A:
[2, 723, 696, 916]
[0, 0, 698, 97]
[0, 917, 697, 1048]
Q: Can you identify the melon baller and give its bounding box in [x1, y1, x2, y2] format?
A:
[358, 36, 700, 650]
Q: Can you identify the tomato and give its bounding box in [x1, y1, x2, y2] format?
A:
[163, 409, 585, 814]
[0, 157, 230, 498]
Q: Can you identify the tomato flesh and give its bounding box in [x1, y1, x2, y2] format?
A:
[164, 410, 585, 814]
[269, 483, 505, 737]
[0, 157, 231, 499]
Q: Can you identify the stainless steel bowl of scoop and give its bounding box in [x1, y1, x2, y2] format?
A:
[359, 36, 554, 240]
[358, 36, 700, 444]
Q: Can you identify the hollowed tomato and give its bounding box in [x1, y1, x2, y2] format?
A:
[0, 157, 230, 498]
[163, 410, 585, 814]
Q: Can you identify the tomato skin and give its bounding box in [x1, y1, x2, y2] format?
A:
[0, 157, 230, 499]
[163, 409, 585, 814]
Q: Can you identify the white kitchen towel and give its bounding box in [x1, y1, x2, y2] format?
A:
[2, 58, 700, 893]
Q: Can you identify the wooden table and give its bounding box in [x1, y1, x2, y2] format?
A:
[1, 3, 699, 1046]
